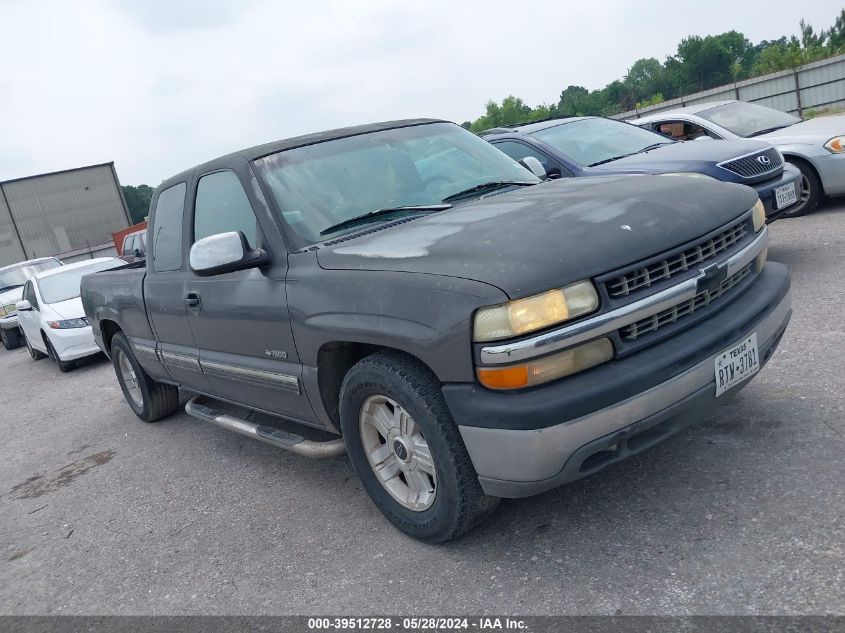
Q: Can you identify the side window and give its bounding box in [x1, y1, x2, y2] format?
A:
[122, 235, 134, 255]
[493, 141, 552, 171]
[193, 171, 260, 248]
[151, 182, 187, 272]
[656, 121, 718, 141]
[24, 281, 39, 310]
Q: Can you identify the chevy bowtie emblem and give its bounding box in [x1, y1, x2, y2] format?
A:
[698, 263, 728, 294]
[756, 155, 772, 166]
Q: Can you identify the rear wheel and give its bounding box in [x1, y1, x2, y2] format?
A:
[782, 159, 821, 217]
[111, 333, 179, 422]
[339, 350, 499, 543]
[1, 327, 23, 350]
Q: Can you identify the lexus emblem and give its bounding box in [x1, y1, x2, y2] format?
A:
[756, 155, 772, 166]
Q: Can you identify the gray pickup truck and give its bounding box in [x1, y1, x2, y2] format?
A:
[81, 119, 792, 542]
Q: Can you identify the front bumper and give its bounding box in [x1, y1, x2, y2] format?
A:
[753, 164, 801, 222]
[444, 263, 791, 498]
[47, 326, 101, 361]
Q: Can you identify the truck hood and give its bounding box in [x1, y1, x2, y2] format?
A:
[315, 174, 758, 299]
[757, 115, 845, 145]
[590, 138, 773, 177]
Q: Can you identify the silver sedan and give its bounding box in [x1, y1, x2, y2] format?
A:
[632, 100, 845, 217]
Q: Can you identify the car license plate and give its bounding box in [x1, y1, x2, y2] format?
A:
[715, 333, 759, 397]
[774, 182, 798, 210]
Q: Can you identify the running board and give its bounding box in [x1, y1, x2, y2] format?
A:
[185, 396, 346, 458]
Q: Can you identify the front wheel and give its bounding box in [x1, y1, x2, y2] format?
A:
[45, 336, 75, 373]
[1, 327, 23, 350]
[339, 350, 499, 543]
[782, 159, 822, 218]
[25, 334, 47, 360]
[110, 333, 179, 422]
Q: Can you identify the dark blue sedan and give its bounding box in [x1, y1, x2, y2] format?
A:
[482, 116, 801, 221]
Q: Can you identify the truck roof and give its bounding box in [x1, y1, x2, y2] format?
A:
[160, 118, 446, 190]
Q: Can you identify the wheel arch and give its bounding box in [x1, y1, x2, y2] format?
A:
[782, 153, 825, 195]
[315, 341, 440, 432]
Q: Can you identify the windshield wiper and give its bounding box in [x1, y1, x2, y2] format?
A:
[319, 204, 452, 236]
[747, 125, 789, 138]
[637, 142, 674, 153]
[441, 181, 536, 203]
[589, 153, 637, 167]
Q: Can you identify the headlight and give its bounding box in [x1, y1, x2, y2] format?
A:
[47, 318, 89, 329]
[0, 304, 16, 317]
[473, 281, 599, 342]
[0, 306, 5, 317]
[476, 338, 614, 390]
[752, 199, 766, 232]
[824, 136, 845, 153]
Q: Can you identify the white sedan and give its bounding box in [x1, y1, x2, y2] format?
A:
[16, 257, 124, 372]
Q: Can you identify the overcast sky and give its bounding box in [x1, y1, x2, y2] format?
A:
[1, 0, 841, 185]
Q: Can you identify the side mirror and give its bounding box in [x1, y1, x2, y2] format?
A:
[16, 300, 32, 312]
[694, 135, 714, 142]
[189, 231, 269, 277]
[518, 156, 547, 180]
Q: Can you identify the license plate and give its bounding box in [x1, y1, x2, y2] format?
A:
[774, 182, 798, 210]
[715, 333, 759, 397]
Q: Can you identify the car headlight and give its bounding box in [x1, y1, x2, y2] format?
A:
[477, 338, 614, 390]
[47, 318, 89, 329]
[0, 306, 5, 317]
[473, 281, 599, 342]
[1, 304, 16, 317]
[824, 136, 845, 153]
[752, 199, 766, 232]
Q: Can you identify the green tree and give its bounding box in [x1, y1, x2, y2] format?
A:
[122, 185, 154, 224]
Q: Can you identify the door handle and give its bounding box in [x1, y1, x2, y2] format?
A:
[185, 291, 201, 308]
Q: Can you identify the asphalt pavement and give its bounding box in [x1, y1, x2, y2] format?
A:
[1, 200, 843, 615]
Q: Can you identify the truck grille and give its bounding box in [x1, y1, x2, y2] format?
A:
[620, 264, 752, 341]
[718, 148, 782, 180]
[606, 220, 747, 298]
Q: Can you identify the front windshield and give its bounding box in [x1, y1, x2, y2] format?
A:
[697, 101, 800, 137]
[253, 122, 538, 243]
[529, 118, 674, 166]
[0, 260, 61, 292]
[38, 259, 122, 304]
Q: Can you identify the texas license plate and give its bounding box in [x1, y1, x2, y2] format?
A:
[774, 182, 798, 210]
[715, 333, 759, 397]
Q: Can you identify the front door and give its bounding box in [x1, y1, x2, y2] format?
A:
[185, 168, 314, 423]
[18, 281, 43, 353]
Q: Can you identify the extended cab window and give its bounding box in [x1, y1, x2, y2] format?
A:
[193, 171, 259, 247]
[151, 182, 187, 272]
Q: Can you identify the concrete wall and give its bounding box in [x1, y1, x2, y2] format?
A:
[0, 163, 130, 267]
[615, 54, 845, 121]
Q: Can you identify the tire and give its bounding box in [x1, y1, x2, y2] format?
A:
[781, 158, 822, 218]
[25, 333, 47, 360]
[110, 333, 179, 422]
[1, 327, 23, 350]
[339, 350, 500, 543]
[44, 335, 75, 373]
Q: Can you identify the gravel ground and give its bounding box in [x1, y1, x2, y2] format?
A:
[1, 200, 843, 616]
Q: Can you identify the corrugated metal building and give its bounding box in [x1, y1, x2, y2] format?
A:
[0, 162, 131, 267]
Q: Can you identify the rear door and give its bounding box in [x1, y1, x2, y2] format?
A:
[184, 163, 314, 423]
[145, 181, 211, 391]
